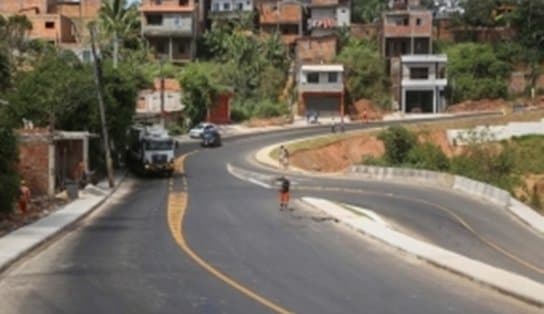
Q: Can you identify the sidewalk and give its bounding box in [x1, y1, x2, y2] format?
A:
[0, 173, 125, 272]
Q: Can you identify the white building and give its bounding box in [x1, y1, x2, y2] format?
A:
[400, 54, 447, 113]
[210, 0, 253, 14]
[298, 64, 345, 117]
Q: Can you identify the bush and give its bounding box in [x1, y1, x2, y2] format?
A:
[377, 126, 418, 165]
[406, 142, 450, 171]
[450, 144, 519, 191]
[252, 99, 289, 119]
[167, 123, 184, 136]
[336, 39, 389, 106]
[360, 155, 388, 166]
[0, 125, 19, 214]
[446, 43, 511, 102]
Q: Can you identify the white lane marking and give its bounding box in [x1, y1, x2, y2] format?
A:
[248, 178, 273, 189]
[342, 204, 389, 227]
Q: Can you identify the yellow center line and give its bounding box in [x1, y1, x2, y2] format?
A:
[167, 153, 293, 314]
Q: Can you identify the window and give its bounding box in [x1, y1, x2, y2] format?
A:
[179, 0, 189, 5]
[410, 67, 429, 79]
[416, 18, 421, 26]
[246, 0, 250, 6]
[328, 72, 338, 83]
[212, 3, 219, 11]
[237, 2, 243, 10]
[147, 14, 163, 25]
[154, 0, 162, 4]
[307, 72, 319, 83]
[223, 2, 230, 10]
[45, 21, 55, 29]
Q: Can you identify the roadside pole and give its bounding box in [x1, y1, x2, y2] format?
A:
[89, 23, 115, 188]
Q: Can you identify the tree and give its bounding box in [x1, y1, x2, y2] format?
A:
[507, 0, 544, 89]
[5, 48, 140, 168]
[351, 0, 385, 23]
[445, 43, 510, 102]
[0, 15, 32, 66]
[98, 0, 140, 69]
[179, 62, 229, 126]
[336, 39, 389, 107]
[457, 0, 500, 27]
[0, 111, 19, 214]
[377, 126, 418, 165]
[0, 50, 10, 91]
[5, 49, 95, 128]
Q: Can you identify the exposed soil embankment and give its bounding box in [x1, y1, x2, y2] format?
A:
[291, 135, 384, 172]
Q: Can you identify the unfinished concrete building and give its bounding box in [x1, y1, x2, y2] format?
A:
[381, 0, 447, 113]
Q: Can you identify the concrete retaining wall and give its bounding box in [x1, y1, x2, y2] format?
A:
[453, 175, 512, 207]
[447, 118, 544, 145]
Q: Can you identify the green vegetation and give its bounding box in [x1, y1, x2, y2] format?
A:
[179, 61, 230, 126]
[445, 43, 510, 103]
[0, 113, 19, 214]
[362, 126, 544, 205]
[98, 0, 141, 68]
[377, 126, 418, 165]
[351, 0, 386, 23]
[196, 20, 290, 121]
[336, 39, 390, 108]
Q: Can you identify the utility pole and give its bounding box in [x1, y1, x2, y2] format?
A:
[89, 23, 115, 188]
[160, 57, 165, 127]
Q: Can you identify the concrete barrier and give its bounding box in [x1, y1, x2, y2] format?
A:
[350, 165, 544, 234]
[351, 165, 454, 187]
[453, 175, 511, 207]
[509, 198, 544, 234]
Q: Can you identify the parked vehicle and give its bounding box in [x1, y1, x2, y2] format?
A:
[127, 125, 176, 176]
[201, 129, 222, 147]
[189, 122, 217, 138]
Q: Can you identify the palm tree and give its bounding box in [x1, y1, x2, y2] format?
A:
[98, 0, 140, 69]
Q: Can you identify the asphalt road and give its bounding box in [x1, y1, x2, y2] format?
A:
[0, 121, 542, 313]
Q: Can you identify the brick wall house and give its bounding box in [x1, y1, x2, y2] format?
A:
[0, 0, 101, 59]
[17, 129, 96, 196]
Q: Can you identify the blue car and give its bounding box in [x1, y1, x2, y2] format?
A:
[201, 129, 222, 147]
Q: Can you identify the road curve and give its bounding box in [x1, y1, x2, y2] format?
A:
[0, 120, 541, 313]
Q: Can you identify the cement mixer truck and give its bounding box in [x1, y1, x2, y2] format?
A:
[127, 125, 176, 176]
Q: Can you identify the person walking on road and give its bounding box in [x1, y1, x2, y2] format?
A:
[276, 176, 291, 211]
[278, 145, 290, 170]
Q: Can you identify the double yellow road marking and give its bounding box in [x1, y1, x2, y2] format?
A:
[167, 153, 292, 314]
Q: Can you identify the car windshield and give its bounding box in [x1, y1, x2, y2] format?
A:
[145, 140, 173, 150]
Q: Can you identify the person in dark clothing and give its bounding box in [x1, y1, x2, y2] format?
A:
[277, 176, 291, 210]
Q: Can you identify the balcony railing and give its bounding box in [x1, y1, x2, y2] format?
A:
[401, 79, 447, 87]
[307, 17, 337, 29]
[142, 23, 193, 36]
[299, 82, 344, 93]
